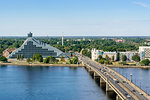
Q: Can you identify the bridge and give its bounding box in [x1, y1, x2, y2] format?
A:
[75, 53, 150, 100]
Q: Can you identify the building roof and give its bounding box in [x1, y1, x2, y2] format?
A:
[3, 48, 16, 53]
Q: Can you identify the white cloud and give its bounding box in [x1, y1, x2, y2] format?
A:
[133, 1, 149, 8]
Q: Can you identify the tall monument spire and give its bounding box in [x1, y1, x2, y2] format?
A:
[62, 32, 64, 46]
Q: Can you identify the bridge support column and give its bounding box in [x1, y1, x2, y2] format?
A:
[100, 78, 106, 85]
[85, 66, 91, 72]
[106, 83, 114, 92]
[88, 69, 94, 77]
[84, 66, 88, 71]
[94, 72, 100, 83]
[116, 95, 122, 100]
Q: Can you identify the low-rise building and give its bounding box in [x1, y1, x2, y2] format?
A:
[103, 52, 117, 61]
[3, 48, 16, 58]
[120, 52, 137, 61]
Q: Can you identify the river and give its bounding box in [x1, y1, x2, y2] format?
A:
[0, 65, 113, 100]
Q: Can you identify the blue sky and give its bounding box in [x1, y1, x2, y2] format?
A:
[0, 0, 150, 36]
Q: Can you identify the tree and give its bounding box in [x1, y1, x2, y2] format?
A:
[68, 58, 73, 64]
[32, 54, 43, 62]
[72, 56, 78, 64]
[39, 57, 43, 62]
[26, 58, 31, 63]
[116, 53, 120, 61]
[60, 56, 65, 62]
[112, 55, 114, 61]
[82, 49, 91, 58]
[44, 56, 58, 64]
[99, 59, 104, 64]
[140, 59, 149, 66]
[17, 55, 20, 60]
[105, 60, 112, 65]
[132, 54, 140, 62]
[0, 56, 7, 62]
[44, 57, 49, 63]
[122, 55, 127, 61]
[21, 54, 24, 60]
[98, 55, 102, 60]
[32, 56, 35, 61]
[105, 55, 110, 61]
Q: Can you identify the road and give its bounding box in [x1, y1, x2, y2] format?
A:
[75, 53, 148, 100]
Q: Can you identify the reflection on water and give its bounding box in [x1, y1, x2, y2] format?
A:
[0, 65, 115, 100]
[112, 67, 150, 94]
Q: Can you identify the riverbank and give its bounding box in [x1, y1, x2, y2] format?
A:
[0, 59, 85, 67]
[107, 65, 150, 69]
[0, 62, 84, 67]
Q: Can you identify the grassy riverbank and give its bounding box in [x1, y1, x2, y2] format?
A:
[0, 59, 84, 67]
[0, 62, 84, 67]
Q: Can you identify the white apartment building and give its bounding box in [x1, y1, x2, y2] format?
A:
[139, 46, 150, 60]
[103, 52, 117, 61]
[91, 48, 117, 61]
[120, 52, 137, 61]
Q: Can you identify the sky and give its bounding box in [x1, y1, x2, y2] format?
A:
[0, 0, 150, 36]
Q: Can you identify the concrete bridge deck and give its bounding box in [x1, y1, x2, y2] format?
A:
[75, 53, 150, 100]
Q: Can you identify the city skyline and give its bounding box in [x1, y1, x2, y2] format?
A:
[0, 0, 150, 36]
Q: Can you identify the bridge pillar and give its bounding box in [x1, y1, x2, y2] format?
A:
[100, 78, 106, 85]
[106, 83, 114, 92]
[94, 72, 99, 77]
[116, 95, 122, 100]
[94, 72, 100, 83]
[88, 69, 94, 77]
[85, 66, 91, 71]
[84, 66, 88, 71]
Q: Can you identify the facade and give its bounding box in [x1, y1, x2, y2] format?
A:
[103, 52, 117, 61]
[139, 46, 150, 60]
[91, 48, 100, 60]
[8, 32, 67, 58]
[3, 48, 16, 58]
[120, 52, 137, 61]
[91, 48, 117, 61]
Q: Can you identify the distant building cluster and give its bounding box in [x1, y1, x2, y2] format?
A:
[91, 46, 150, 62]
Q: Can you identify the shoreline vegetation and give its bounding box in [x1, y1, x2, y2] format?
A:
[1, 54, 150, 68]
[1, 60, 150, 68]
[0, 62, 84, 67]
[0, 57, 84, 67]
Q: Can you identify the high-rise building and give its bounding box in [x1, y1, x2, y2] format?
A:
[8, 32, 67, 58]
[139, 46, 150, 60]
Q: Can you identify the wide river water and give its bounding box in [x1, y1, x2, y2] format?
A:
[0, 65, 113, 100]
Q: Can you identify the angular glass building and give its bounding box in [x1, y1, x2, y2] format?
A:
[8, 32, 67, 58]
